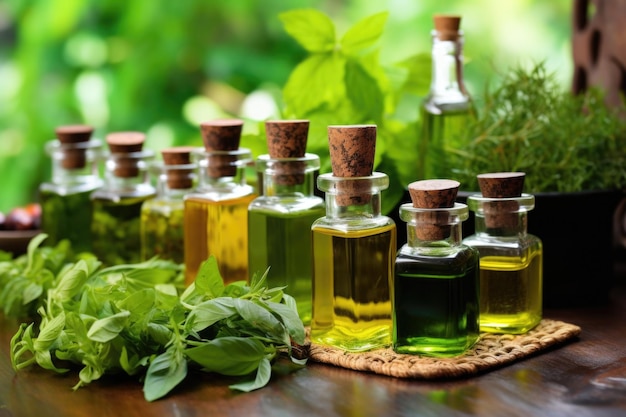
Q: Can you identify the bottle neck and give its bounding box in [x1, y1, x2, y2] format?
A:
[257, 153, 319, 198]
[102, 150, 155, 196]
[152, 162, 196, 200]
[193, 147, 253, 196]
[45, 139, 103, 191]
[426, 32, 469, 112]
[401, 202, 468, 251]
[468, 194, 534, 237]
[317, 172, 388, 222]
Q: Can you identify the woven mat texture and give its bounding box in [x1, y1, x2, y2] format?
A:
[308, 319, 581, 379]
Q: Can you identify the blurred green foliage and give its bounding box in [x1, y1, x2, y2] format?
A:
[0, 0, 572, 212]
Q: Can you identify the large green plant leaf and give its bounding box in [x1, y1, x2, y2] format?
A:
[340, 11, 388, 56]
[279, 9, 336, 53]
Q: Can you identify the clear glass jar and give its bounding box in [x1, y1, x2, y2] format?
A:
[91, 145, 156, 265]
[40, 136, 103, 253]
[463, 194, 543, 333]
[311, 172, 396, 352]
[141, 152, 196, 263]
[394, 202, 480, 356]
[419, 15, 474, 179]
[183, 148, 255, 285]
[248, 153, 324, 325]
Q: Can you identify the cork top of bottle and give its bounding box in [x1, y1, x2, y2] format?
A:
[106, 131, 146, 153]
[477, 172, 525, 198]
[200, 119, 244, 151]
[265, 120, 309, 158]
[54, 124, 95, 169]
[55, 124, 94, 144]
[433, 14, 462, 41]
[408, 179, 460, 241]
[328, 125, 376, 177]
[161, 147, 194, 190]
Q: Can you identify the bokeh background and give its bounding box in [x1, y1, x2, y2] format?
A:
[0, 0, 572, 212]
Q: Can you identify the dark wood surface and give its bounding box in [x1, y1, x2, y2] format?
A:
[1, 265, 625, 417]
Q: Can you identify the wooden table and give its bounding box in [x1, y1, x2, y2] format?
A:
[1, 267, 625, 417]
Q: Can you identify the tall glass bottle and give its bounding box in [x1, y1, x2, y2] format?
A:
[393, 179, 479, 356]
[141, 147, 196, 264]
[463, 172, 542, 334]
[248, 120, 324, 325]
[40, 125, 103, 253]
[91, 132, 156, 265]
[418, 14, 473, 180]
[184, 119, 255, 285]
[311, 125, 396, 352]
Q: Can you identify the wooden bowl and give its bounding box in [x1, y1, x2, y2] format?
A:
[0, 229, 41, 256]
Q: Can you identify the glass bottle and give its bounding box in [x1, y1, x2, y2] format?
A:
[248, 120, 325, 325]
[39, 125, 103, 253]
[393, 179, 480, 356]
[418, 14, 474, 180]
[311, 125, 396, 352]
[463, 172, 543, 334]
[184, 119, 255, 285]
[91, 132, 156, 265]
[140, 147, 196, 264]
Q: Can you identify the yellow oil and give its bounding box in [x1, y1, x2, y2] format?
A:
[184, 194, 256, 285]
[479, 251, 542, 333]
[311, 224, 396, 352]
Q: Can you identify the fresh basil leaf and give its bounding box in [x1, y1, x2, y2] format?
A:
[232, 299, 285, 339]
[340, 11, 388, 56]
[33, 312, 65, 351]
[266, 299, 305, 344]
[87, 310, 131, 343]
[279, 9, 336, 53]
[53, 260, 90, 302]
[185, 337, 266, 376]
[345, 59, 384, 124]
[143, 345, 188, 402]
[185, 297, 236, 333]
[117, 288, 156, 317]
[229, 357, 272, 392]
[194, 256, 225, 299]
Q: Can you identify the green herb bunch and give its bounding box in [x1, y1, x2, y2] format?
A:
[451, 63, 626, 193]
[9, 235, 306, 401]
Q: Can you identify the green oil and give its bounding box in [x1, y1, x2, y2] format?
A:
[479, 251, 543, 333]
[311, 224, 396, 352]
[393, 249, 480, 356]
[91, 194, 154, 265]
[248, 206, 324, 325]
[40, 189, 95, 253]
[140, 199, 185, 264]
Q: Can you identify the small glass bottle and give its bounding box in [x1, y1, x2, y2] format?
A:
[40, 125, 103, 253]
[184, 119, 255, 285]
[418, 14, 474, 180]
[91, 132, 156, 265]
[393, 179, 480, 356]
[311, 125, 396, 352]
[248, 120, 325, 325]
[463, 172, 543, 334]
[140, 147, 196, 264]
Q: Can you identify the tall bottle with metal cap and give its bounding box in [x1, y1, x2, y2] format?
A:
[311, 125, 396, 352]
[463, 172, 543, 334]
[40, 125, 103, 253]
[248, 120, 324, 324]
[418, 14, 474, 180]
[393, 179, 479, 356]
[184, 119, 255, 285]
[141, 147, 196, 264]
[91, 132, 156, 265]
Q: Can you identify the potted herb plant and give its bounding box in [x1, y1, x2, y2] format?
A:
[450, 63, 626, 307]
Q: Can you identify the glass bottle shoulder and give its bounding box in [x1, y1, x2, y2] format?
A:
[396, 243, 479, 274]
[40, 178, 103, 196]
[463, 232, 542, 256]
[249, 195, 324, 215]
[312, 214, 395, 233]
[185, 184, 254, 203]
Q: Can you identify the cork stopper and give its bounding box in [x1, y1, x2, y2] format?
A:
[265, 120, 309, 186]
[106, 131, 146, 178]
[408, 179, 460, 240]
[328, 125, 376, 206]
[433, 15, 461, 41]
[161, 147, 194, 189]
[477, 172, 525, 229]
[199, 119, 244, 178]
[55, 124, 94, 169]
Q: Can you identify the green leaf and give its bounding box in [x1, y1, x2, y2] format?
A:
[345, 59, 384, 124]
[53, 260, 90, 302]
[87, 310, 131, 343]
[229, 357, 272, 392]
[194, 256, 225, 299]
[185, 337, 266, 376]
[232, 299, 285, 340]
[117, 288, 156, 318]
[22, 282, 43, 305]
[279, 9, 336, 53]
[143, 345, 188, 402]
[185, 297, 237, 333]
[33, 312, 65, 351]
[340, 11, 388, 56]
[266, 299, 305, 344]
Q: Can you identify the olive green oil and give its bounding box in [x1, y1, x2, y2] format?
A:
[248, 207, 324, 324]
[40, 189, 95, 253]
[140, 200, 185, 263]
[311, 224, 396, 352]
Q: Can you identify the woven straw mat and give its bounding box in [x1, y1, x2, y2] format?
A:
[307, 319, 581, 379]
